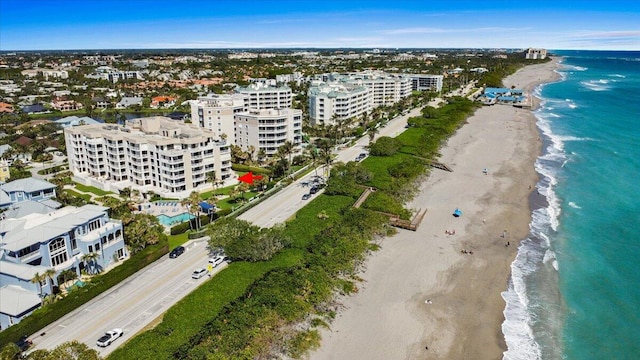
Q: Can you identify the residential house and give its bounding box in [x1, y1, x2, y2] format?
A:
[21, 103, 48, 114]
[0, 177, 57, 209]
[0, 204, 126, 329]
[55, 115, 101, 128]
[92, 97, 110, 110]
[51, 99, 83, 112]
[116, 96, 143, 109]
[0, 102, 14, 113]
[150, 96, 177, 109]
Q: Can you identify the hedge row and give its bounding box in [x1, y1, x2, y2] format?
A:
[169, 209, 232, 235]
[0, 241, 169, 349]
[231, 163, 272, 175]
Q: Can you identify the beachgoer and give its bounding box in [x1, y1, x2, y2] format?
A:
[452, 229, 456, 235]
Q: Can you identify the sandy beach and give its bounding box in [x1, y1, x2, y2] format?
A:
[309, 59, 561, 360]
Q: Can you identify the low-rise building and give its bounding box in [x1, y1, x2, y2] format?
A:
[0, 204, 126, 329]
[0, 178, 57, 209]
[64, 116, 232, 198]
[116, 96, 143, 109]
[406, 74, 444, 92]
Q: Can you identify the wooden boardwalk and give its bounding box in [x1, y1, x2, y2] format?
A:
[353, 187, 427, 231]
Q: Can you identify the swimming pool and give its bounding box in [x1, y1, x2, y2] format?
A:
[157, 213, 194, 226]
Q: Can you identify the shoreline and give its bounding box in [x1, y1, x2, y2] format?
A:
[309, 59, 561, 360]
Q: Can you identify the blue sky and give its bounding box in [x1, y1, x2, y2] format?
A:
[1, 0, 638, 50]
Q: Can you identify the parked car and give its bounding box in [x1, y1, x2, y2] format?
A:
[96, 328, 124, 347]
[309, 186, 319, 194]
[169, 246, 185, 258]
[302, 193, 311, 200]
[192, 268, 208, 279]
[209, 255, 225, 268]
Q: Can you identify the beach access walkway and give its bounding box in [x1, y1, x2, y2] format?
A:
[352, 187, 428, 231]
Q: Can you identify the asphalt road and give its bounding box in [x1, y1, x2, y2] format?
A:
[239, 106, 423, 228]
[26, 105, 426, 354]
[28, 238, 225, 357]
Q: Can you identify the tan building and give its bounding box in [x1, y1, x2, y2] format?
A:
[525, 48, 548, 59]
[64, 117, 231, 198]
[234, 109, 303, 156]
[0, 160, 9, 182]
[190, 93, 247, 144]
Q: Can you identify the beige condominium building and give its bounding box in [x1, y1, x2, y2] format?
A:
[234, 108, 303, 156]
[345, 70, 413, 106]
[235, 82, 292, 109]
[190, 93, 247, 144]
[64, 116, 232, 198]
[307, 81, 372, 126]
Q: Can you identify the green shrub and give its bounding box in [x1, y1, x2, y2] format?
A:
[368, 136, 403, 156]
[231, 163, 272, 175]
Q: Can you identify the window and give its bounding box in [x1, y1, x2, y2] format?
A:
[89, 245, 93, 253]
[49, 237, 68, 266]
[95, 243, 100, 251]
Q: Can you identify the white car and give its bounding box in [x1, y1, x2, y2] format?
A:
[192, 268, 208, 279]
[209, 255, 225, 268]
[96, 328, 123, 347]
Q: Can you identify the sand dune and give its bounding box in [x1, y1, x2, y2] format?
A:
[309, 59, 561, 360]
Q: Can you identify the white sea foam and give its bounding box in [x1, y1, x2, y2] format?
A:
[581, 80, 611, 91]
[503, 78, 568, 360]
[609, 74, 626, 78]
[568, 201, 581, 209]
[563, 64, 588, 71]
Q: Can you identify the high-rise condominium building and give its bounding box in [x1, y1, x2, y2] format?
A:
[307, 82, 372, 126]
[235, 83, 292, 110]
[406, 74, 444, 92]
[345, 71, 413, 106]
[190, 93, 247, 144]
[64, 116, 232, 198]
[234, 108, 303, 156]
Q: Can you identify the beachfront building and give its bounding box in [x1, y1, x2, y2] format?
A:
[234, 108, 303, 156]
[345, 70, 412, 106]
[235, 82, 293, 110]
[525, 48, 547, 60]
[0, 204, 125, 329]
[64, 116, 232, 198]
[308, 81, 372, 126]
[190, 93, 247, 144]
[406, 74, 444, 92]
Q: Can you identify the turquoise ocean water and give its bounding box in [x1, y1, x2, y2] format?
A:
[501, 50, 640, 360]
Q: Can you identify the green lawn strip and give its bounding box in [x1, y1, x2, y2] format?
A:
[107, 249, 304, 360]
[74, 183, 112, 196]
[360, 153, 409, 190]
[168, 233, 189, 249]
[284, 194, 355, 249]
[63, 189, 92, 202]
[215, 191, 259, 210]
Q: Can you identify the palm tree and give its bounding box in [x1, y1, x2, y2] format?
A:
[368, 125, 379, 144]
[206, 170, 218, 194]
[278, 141, 294, 177]
[31, 272, 45, 305]
[246, 145, 256, 165]
[81, 252, 100, 275]
[43, 268, 57, 294]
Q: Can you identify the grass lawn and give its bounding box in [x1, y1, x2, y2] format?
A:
[108, 249, 304, 360]
[64, 189, 92, 202]
[74, 183, 113, 196]
[215, 191, 259, 210]
[168, 233, 189, 249]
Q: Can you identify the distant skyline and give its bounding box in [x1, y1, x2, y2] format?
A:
[1, 0, 639, 51]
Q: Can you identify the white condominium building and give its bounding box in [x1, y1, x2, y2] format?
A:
[190, 93, 248, 144]
[234, 109, 303, 156]
[308, 82, 372, 126]
[406, 74, 444, 92]
[64, 117, 232, 198]
[235, 83, 293, 110]
[346, 71, 412, 106]
[525, 48, 547, 60]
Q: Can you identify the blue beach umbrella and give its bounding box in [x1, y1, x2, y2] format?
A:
[453, 208, 462, 217]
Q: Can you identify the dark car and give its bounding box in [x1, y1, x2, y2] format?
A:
[302, 193, 311, 200]
[309, 186, 319, 194]
[15, 336, 32, 352]
[169, 246, 185, 258]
